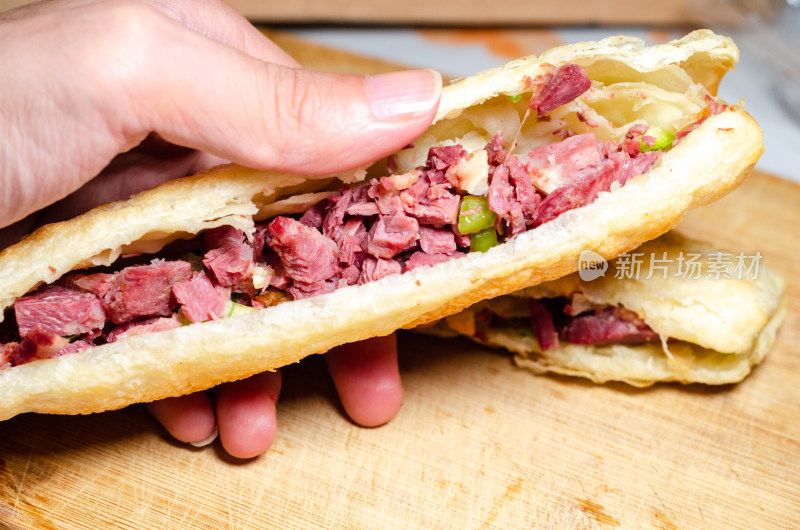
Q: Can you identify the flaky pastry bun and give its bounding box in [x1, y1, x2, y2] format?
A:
[0, 30, 763, 419]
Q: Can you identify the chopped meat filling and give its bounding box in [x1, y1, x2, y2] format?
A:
[4, 62, 704, 369]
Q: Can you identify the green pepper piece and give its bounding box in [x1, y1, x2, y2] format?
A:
[224, 300, 258, 318]
[177, 308, 192, 326]
[639, 126, 676, 152]
[459, 195, 497, 234]
[504, 93, 524, 103]
[469, 228, 498, 253]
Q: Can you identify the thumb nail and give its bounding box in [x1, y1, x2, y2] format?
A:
[366, 69, 442, 120]
[189, 425, 218, 448]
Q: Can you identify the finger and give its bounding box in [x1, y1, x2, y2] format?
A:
[146, 391, 217, 445]
[141, 0, 302, 68]
[214, 371, 282, 459]
[0, 3, 440, 227]
[325, 334, 403, 427]
[121, 10, 441, 175]
[34, 135, 206, 226]
[34, 134, 228, 226]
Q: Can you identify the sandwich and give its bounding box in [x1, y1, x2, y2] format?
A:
[423, 233, 787, 386]
[0, 30, 763, 420]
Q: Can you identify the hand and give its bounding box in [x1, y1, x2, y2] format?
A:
[0, 0, 440, 458]
[147, 334, 403, 457]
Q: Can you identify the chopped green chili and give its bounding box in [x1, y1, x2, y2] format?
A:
[640, 126, 676, 152]
[469, 228, 498, 253]
[458, 195, 497, 234]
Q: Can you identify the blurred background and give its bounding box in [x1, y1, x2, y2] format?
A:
[3, 0, 798, 181]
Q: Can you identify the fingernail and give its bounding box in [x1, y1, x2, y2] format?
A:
[189, 425, 218, 448]
[366, 69, 442, 120]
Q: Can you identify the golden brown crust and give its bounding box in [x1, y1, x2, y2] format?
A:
[0, 166, 309, 314]
[434, 29, 737, 122]
[0, 31, 763, 419]
[427, 234, 787, 386]
[515, 232, 785, 354]
[512, 300, 786, 387]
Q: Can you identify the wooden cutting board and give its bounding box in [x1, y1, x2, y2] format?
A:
[1, 37, 798, 529]
[0, 0, 779, 25]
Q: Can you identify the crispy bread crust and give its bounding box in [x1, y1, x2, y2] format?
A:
[0, 31, 763, 419]
[512, 301, 786, 387]
[427, 234, 787, 386]
[434, 29, 737, 122]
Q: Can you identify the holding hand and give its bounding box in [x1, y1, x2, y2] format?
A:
[0, 0, 441, 458]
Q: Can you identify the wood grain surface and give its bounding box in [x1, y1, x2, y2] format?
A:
[0, 37, 798, 529]
[0, 0, 784, 25]
[0, 0, 781, 26]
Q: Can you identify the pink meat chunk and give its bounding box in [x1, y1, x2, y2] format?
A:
[367, 180, 405, 217]
[488, 164, 514, 217]
[529, 63, 592, 117]
[288, 279, 337, 300]
[358, 256, 403, 284]
[486, 132, 507, 165]
[204, 225, 245, 250]
[67, 273, 115, 298]
[418, 226, 457, 255]
[323, 185, 360, 240]
[15, 285, 106, 337]
[53, 339, 92, 358]
[172, 271, 230, 323]
[339, 264, 361, 286]
[560, 307, 659, 345]
[527, 133, 602, 182]
[0, 343, 13, 368]
[506, 156, 541, 217]
[251, 225, 271, 263]
[427, 145, 467, 170]
[336, 218, 368, 266]
[267, 255, 291, 289]
[400, 175, 430, 206]
[102, 260, 192, 324]
[106, 315, 182, 343]
[529, 298, 558, 351]
[268, 216, 338, 284]
[366, 214, 419, 259]
[403, 191, 460, 226]
[299, 201, 326, 229]
[7, 327, 70, 366]
[203, 244, 255, 288]
[533, 138, 659, 227]
[405, 251, 464, 272]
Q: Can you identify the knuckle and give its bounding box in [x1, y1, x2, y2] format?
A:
[84, 2, 156, 74]
[54, 1, 181, 145]
[100, 1, 161, 50]
[87, 1, 171, 118]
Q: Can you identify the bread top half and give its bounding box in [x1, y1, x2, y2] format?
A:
[0, 30, 764, 417]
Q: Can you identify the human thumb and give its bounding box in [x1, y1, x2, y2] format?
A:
[137, 33, 442, 176]
[255, 67, 443, 175]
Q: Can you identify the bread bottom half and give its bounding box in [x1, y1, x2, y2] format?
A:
[0, 107, 763, 419]
[420, 232, 787, 387]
